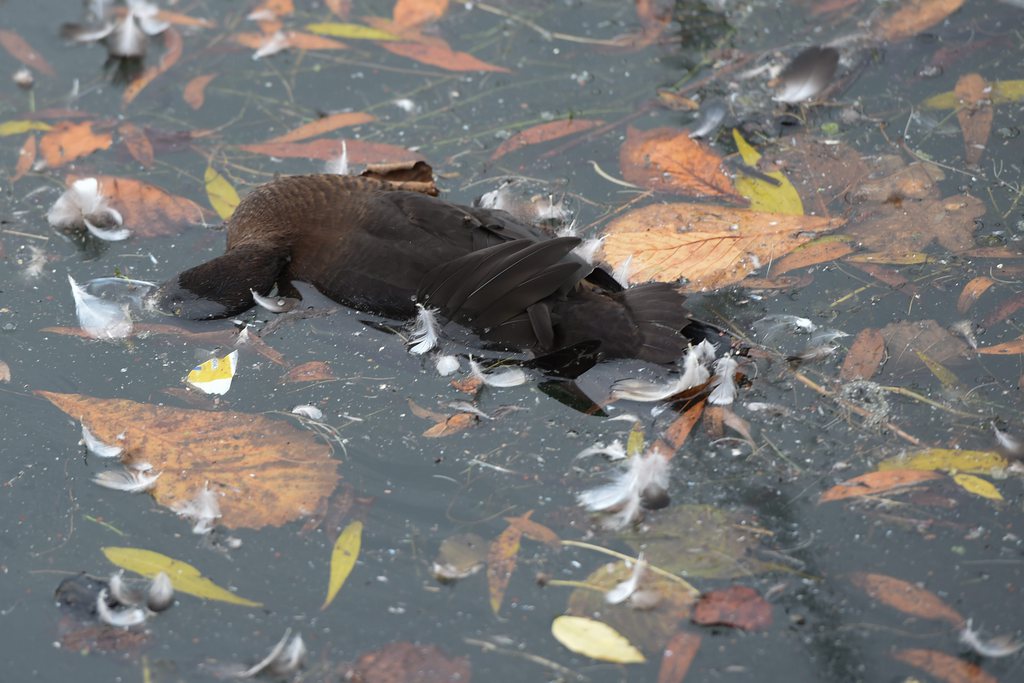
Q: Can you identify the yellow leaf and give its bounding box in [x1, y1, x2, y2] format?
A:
[731, 129, 804, 215]
[877, 449, 1008, 474]
[952, 473, 1003, 501]
[305, 22, 399, 40]
[626, 423, 645, 457]
[923, 79, 1024, 109]
[914, 350, 960, 390]
[103, 546, 262, 607]
[205, 165, 240, 220]
[551, 615, 646, 664]
[0, 119, 52, 136]
[322, 520, 363, 610]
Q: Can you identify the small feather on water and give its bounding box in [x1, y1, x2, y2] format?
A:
[469, 358, 527, 388]
[408, 304, 442, 355]
[48, 178, 124, 235]
[605, 554, 647, 605]
[96, 588, 147, 628]
[212, 628, 306, 679]
[959, 619, 1024, 658]
[108, 570, 146, 606]
[250, 289, 296, 313]
[172, 482, 221, 535]
[577, 449, 671, 529]
[613, 254, 633, 288]
[575, 439, 627, 461]
[708, 355, 739, 405]
[689, 99, 728, 139]
[69, 274, 133, 339]
[571, 236, 604, 264]
[993, 424, 1023, 458]
[434, 354, 460, 376]
[146, 572, 175, 612]
[81, 422, 124, 458]
[611, 345, 711, 402]
[324, 139, 349, 175]
[291, 404, 323, 420]
[92, 468, 161, 493]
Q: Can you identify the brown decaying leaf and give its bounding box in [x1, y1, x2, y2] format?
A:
[346, 642, 471, 683]
[123, 28, 183, 106]
[12, 134, 36, 182]
[503, 510, 560, 547]
[600, 203, 834, 290]
[741, 273, 814, 290]
[981, 292, 1024, 328]
[850, 572, 964, 626]
[840, 328, 885, 381]
[67, 175, 210, 237]
[183, 73, 217, 110]
[380, 37, 510, 73]
[261, 112, 376, 145]
[818, 469, 942, 502]
[692, 585, 772, 631]
[37, 391, 340, 529]
[848, 263, 917, 296]
[657, 631, 702, 683]
[773, 135, 870, 212]
[772, 238, 855, 276]
[957, 276, 996, 313]
[977, 333, 1024, 355]
[39, 122, 113, 167]
[892, 648, 997, 683]
[283, 360, 336, 382]
[879, 320, 971, 370]
[954, 73, 993, 166]
[422, 412, 477, 437]
[620, 127, 737, 199]
[490, 119, 605, 160]
[875, 0, 965, 42]
[392, 0, 449, 30]
[0, 29, 56, 76]
[118, 123, 154, 168]
[851, 159, 944, 203]
[653, 400, 705, 458]
[238, 138, 422, 163]
[487, 523, 523, 615]
[843, 194, 984, 255]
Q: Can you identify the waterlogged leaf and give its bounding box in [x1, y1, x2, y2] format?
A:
[103, 547, 261, 607]
[37, 391, 340, 529]
[599, 202, 834, 290]
[12, 134, 37, 182]
[849, 572, 963, 626]
[772, 236, 855, 276]
[238, 138, 421, 163]
[380, 37, 510, 73]
[39, 121, 113, 167]
[731, 129, 803, 214]
[123, 28, 183, 106]
[348, 642, 471, 682]
[952, 473, 1003, 501]
[879, 320, 972, 370]
[657, 631, 702, 683]
[957, 276, 996, 313]
[119, 122, 154, 168]
[877, 449, 1008, 475]
[283, 360, 336, 383]
[924, 79, 1024, 109]
[839, 328, 885, 381]
[262, 112, 376, 145]
[504, 510, 560, 546]
[322, 520, 362, 609]
[305, 22, 398, 40]
[0, 120, 52, 136]
[551, 616, 646, 664]
[487, 523, 522, 615]
[620, 126, 737, 199]
[843, 194, 984, 255]
[978, 334, 1024, 355]
[892, 648, 998, 683]
[490, 119, 605, 160]
[0, 29, 56, 76]
[205, 166, 240, 220]
[66, 174, 210, 237]
[393, 0, 449, 30]
[653, 399, 705, 457]
[818, 470, 942, 502]
[874, 0, 965, 42]
[914, 350, 961, 390]
[954, 73, 992, 166]
[183, 73, 216, 109]
[692, 586, 772, 631]
[422, 412, 477, 437]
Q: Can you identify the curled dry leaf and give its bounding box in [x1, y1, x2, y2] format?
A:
[39, 122, 113, 167]
[849, 572, 964, 626]
[37, 391, 340, 529]
[692, 585, 772, 631]
[183, 73, 216, 109]
[892, 649, 997, 683]
[818, 469, 942, 502]
[67, 175, 210, 237]
[490, 119, 605, 160]
[839, 328, 885, 381]
[954, 73, 993, 166]
[620, 126, 737, 199]
[874, 0, 966, 42]
[599, 202, 834, 290]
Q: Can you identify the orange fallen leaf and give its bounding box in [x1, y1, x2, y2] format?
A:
[503, 510, 560, 547]
[692, 585, 772, 631]
[850, 572, 964, 626]
[123, 28, 183, 106]
[819, 469, 942, 502]
[954, 73, 993, 166]
[39, 121, 113, 167]
[490, 119, 605, 160]
[487, 523, 523, 615]
[12, 133, 36, 182]
[843, 194, 984, 255]
[422, 412, 477, 437]
[37, 391, 340, 529]
[892, 648, 997, 683]
[0, 29, 55, 76]
[262, 112, 376, 145]
[183, 73, 217, 110]
[957, 276, 996, 313]
[118, 123, 154, 168]
[67, 175, 210, 237]
[657, 631, 702, 683]
[380, 36, 510, 73]
[283, 360, 336, 383]
[393, 0, 449, 30]
[839, 328, 885, 381]
[977, 334, 1024, 355]
[620, 126, 737, 199]
[600, 203, 834, 290]
[655, 400, 705, 457]
[874, 0, 966, 42]
[772, 237, 854, 276]
[238, 138, 422, 163]
[154, 10, 216, 28]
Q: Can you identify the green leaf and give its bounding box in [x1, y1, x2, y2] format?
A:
[305, 22, 399, 41]
[731, 129, 804, 215]
[103, 546, 262, 607]
[204, 165, 240, 220]
[0, 120, 52, 136]
[923, 79, 1024, 109]
[322, 520, 362, 610]
[551, 616, 646, 664]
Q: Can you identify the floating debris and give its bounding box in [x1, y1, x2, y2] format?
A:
[96, 588, 147, 628]
[187, 350, 239, 395]
[708, 355, 739, 405]
[250, 289, 298, 313]
[292, 404, 324, 420]
[172, 483, 222, 535]
[145, 572, 175, 612]
[689, 99, 728, 139]
[434, 354, 460, 376]
[575, 440, 627, 461]
[577, 449, 671, 529]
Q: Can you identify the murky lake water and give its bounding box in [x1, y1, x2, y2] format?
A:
[1, 0, 1023, 681]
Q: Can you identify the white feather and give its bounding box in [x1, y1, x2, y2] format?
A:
[605, 554, 647, 605]
[172, 483, 221, 535]
[959, 619, 1024, 658]
[324, 140, 349, 175]
[81, 422, 124, 458]
[96, 588, 147, 628]
[575, 440, 627, 461]
[571, 237, 604, 264]
[578, 449, 671, 529]
[613, 255, 633, 288]
[92, 468, 161, 492]
[291, 404, 323, 420]
[68, 274, 133, 339]
[708, 355, 739, 405]
[253, 31, 290, 59]
[434, 354, 460, 376]
[408, 304, 442, 355]
[469, 358, 527, 388]
[610, 349, 710, 403]
[48, 178, 124, 233]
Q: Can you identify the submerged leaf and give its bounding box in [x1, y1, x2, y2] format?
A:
[850, 572, 963, 626]
[305, 22, 398, 40]
[877, 449, 1008, 475]
[952, 473, 1003, 501]
[819, 470, 942, 502]
[487, 523, 522, 615]
[551, 616, 646, 664]
[103, 547, 261, 606]
[620, 126, 737, 199]
[322, 520, 362, 610]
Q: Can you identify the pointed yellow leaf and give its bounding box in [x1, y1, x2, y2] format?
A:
[305, 22, 399, 40]
[0, 120, 52, 136]
[952, 473, 1003, 501]
[205, 165, 240, 220]
[914, 350, 960, 390]
[103, 546, 262, 607]
[626, 422, 645, 458]
[551, 615, 646, 664]
[877, 449, 1008, 474]
[322, 520, 363, 610]
[731, 129, 804, 215]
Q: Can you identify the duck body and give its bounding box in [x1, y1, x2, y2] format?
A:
[153, 174, 694, 363]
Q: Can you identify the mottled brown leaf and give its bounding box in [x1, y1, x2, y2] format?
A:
[880, 319, 972, 370]
[283, 360, 336, 382]
[657, 631, 702, 683]
[843, 194, 984, 256]
[850, 572, 964, 626]
[67, 175, 210, 237]
[347, 642, 471, 683]
[487, 523, 522, 615]
[490, 119, 605, 160]
[840, 328, 885, 381]
[119, 123, 154, 168]
[0, 29, 55, 76]
[892, 648, 997, 683]
[183, 73, 216, 110]
[954, 73, 993, 166]
[620, 126, 737, 199]
[39, 121, 112, 167]
[851, 160, 944, 203]
[422, 412, 477, 437]
[819, 470, 942, 502]
[692, 585, 772, 631]
[262, 112, 376, 145]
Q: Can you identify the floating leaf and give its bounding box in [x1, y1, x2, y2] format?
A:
[503, 510, 560, 546]
[692, 585, 772, 631]
[954, 73, 992, 166]
[0, 120, 52, 136]
[772, 235, 854, 276]
[952, 473, 1003, 501]
[877, 449, 1008, 475]
[12, 134, 36, 182]
[103, 547, 261, 607]
[731, 129, 803, 214]
[892, 648, 997, 683]
[874, 0, 965, 42]
[205, 166, 240, 220]
[183, 73, 216, 109]
[978, 334, 1024, 355]
[843, 194, 984, 255]
[818, 470, 942, 502]
[261, 112, 376, 145]
[67, 174, 210, 237]
[487, 523, 522, 615]
[839, 328, 885, 381]
[322, 520, 363, 609]
[653, 400, 705, 456]
[305, 22, 399, 40]
[380, 36, 510, 73]
[657, 631, 702, 683]
[490, 119, 605, 160]
[422, 412, 477, 437]
[39, 121, 113, 167]
[620, 126, 737, 199]
[956, 276, 996, 313]
[283, 360, 336, 383]
[123, 28, 183, 106]
[923, 79, 1024, 109]
[599, 202, 834, 290]
[119, 122, 154, 168]
[551, 616, 646, 664]
[0, 29, 55, 76]
[849, 572, 963, 626]
[37, 391, 340, 529]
